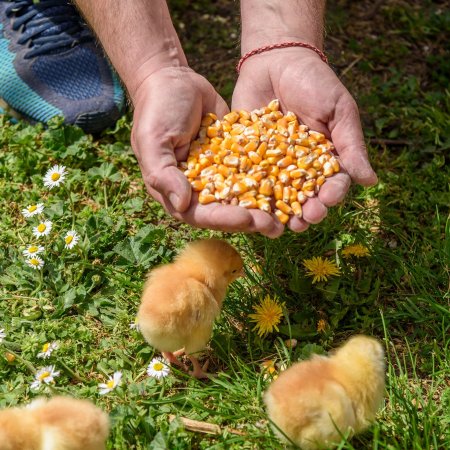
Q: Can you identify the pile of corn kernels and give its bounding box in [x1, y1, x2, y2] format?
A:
[178, 99, 340, 224]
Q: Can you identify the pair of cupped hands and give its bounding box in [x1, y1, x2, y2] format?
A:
[130, 49, 377, 238]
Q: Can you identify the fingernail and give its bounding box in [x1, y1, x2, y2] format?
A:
[169, 192, 181, 210]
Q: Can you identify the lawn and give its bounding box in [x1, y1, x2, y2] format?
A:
[0, 0, 449, 449]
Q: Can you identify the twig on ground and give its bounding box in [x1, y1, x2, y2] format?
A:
[169, 415, 246, 436]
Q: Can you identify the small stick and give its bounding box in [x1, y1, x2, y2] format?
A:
[169, 415, 246, 436]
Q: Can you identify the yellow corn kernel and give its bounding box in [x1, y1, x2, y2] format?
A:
[289, 187, 298, 204]
[190, 179, 204, 191]
[198, 189, 216, 204]
[222, 136, 233, 149]
[330, 156, 340, 173]
[323, 161, 334, 177]
[291, 178, 304, 190]
[268, 99, 280, 111]
[297, 155, 315, 170]
[252, 170, 267, 182]
[206, 126, 220, 138]
[277, 155, 293, 168]
[223, 155, 240, 167]
[291, 201, 303, 217]
[267, 156, 281, 165]
[309, 130, 326, 143]
[266, 148, 285, 157]
[316, 175, 326, 186]
[239, 110, 251, 120]
[232, 181, 249, 196]
[240, 156, 252, 172]
[201, 113, 217, 127]
[243, 140, 257, 153]
[223, 111, 239, 125]
[297, 191, 307, 204]
[259, 178, 274, 196]
[248, 151, 262, 165]
[303, 179, 316, 191]
[267, 165, 280, 177]
[257, 141, 268, 157]
[230, 124, 246, 135]
[257, 198, 272, 213]
[273, 183, 283, 201]
[306, 168, 317, 179]
[184, 169, 199, 179]
[239, 195, 257, 209]
[275, 200, 292, 215]
[282, 186, 291, 203]
[278, 170, 291, 184]
[275, 209, 290, 224]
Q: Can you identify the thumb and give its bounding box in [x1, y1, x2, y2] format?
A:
[330, 96, 377, 186]
[139, 141, 192, 213]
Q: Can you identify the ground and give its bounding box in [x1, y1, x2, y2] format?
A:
[0, 0, 449, 449]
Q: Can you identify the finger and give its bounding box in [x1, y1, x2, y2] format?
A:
[329, 95, 377, 186]
[302, 197, 328, 224]
[318, 172, 351, 207]
[288, 216, 310, 233]
[248, 209, 285, 238]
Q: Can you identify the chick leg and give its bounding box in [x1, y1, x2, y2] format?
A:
[162, 349, 187, 370]
[188, 355, 211, 379]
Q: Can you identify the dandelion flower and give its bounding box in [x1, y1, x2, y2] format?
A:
[98, 371, 122, 395]
[32, 220, 52, 238]
[249, 295, 284, 337]
[64, 230, 79, 249]
[129, 317, 140, 331]
[22, 203, 44, 218]
[261, 360, 278, 380]
[342, 243, 370, 258]
[0, 328, 5, 343]
[303, 256, 340, 284]
[23, 245, 44, 258]
[43, 164, 67, 189]
[26, 256, 44, 270]
[37, 342, 58, 359]
[147, 357, 170, 379]
[30, 365, 60, 389]
[317, 319, 327, 333]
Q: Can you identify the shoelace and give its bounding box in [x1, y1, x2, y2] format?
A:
[4, 0, 92, 58]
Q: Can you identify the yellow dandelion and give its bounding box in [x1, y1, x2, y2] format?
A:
[342, 243, 370, 258]
[317, 319, 327, 333]
[249, 295, 284, 337]
[302, 256, 340, 283]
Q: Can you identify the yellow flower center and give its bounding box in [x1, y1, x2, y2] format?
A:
[65, 235, 73, 244]
[28, 205, 37, 212]
[38, 371, 50, 381]
[106, 379, 115, 389]
[28, 246, 38, 253]
[30, 258, 39, 266]
[42, 343, 50, 352]
[153, 362, 164, 372]
[51, 172, 60, 181]
[37, 223, 46, 233]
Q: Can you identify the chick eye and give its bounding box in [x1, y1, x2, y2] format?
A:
[231, 269, 238, 274]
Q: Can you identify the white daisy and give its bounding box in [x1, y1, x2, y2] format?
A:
[32, 220, 52, 238]
[37, 342, 58, 359]
[0, 329, 5, 343]
[25, 256, 45, 270]
[43, 164, 67, 189]
[23, 245, 45, 258]
[129, 317, 140, 331]
[22, 203, 44, 218]
[30, 365, 60, 389]
[98, 371, 122, 395]
[64, 230, 79, 249]
[147, 357, 170, 379]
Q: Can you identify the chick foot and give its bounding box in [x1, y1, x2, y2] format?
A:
[188, 355, 212, 379]
[162, 350, 188, 370]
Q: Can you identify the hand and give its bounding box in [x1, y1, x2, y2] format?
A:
[131, 66, 285, 238]
[232, 48, 377, 232]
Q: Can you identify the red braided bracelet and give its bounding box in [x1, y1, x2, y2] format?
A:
[237, 41, 328, 73]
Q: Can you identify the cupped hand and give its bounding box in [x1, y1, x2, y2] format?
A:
[131, 66, 284, 238]
[232, 48, 377, 232]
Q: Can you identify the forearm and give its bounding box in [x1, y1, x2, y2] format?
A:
[240, 0, 325, 54]
[74, 0, 188, 101]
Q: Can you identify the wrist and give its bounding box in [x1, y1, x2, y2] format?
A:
[240, 0, 325, 55]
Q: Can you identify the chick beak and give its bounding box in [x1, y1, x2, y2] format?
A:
[238, 267, 246, 278]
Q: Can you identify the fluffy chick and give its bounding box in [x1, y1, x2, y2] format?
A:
[264, 335, 385, 450]
[137, 238, 244, 378]
[0, 396, 109, 450]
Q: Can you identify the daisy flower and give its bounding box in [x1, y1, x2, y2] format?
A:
[98, 371, 122, 395]
[37, 342, 58, 359]
[129, 317, 140, 331]
[63, 230, 79, 249]
[23, 245, 45, 258]
[147, 357, 170, 379]
[0, 328, 5, 343]
[260, 360, 279, 381]
[249, 295, 284, 338]
[30, 365, 60, 389]
[342, 243, 370, 258]
[43, 164, 67, 189]
[25, 256, 44, 270]
[32, 220, 52, 238]
[302, 256, 340, 284]
[22, 203, 44, 218]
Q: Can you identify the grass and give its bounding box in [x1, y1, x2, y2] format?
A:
[0, 0, 449, 448]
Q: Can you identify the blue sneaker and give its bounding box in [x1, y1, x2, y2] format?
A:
[0, 0, 125, 133]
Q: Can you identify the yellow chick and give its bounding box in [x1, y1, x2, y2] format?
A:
[264, 335, 385, 450]
[0, 396, 109, 450]
[137, 238, 244, 378]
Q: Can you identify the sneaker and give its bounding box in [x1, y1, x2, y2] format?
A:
[0, 0, 125, 133]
